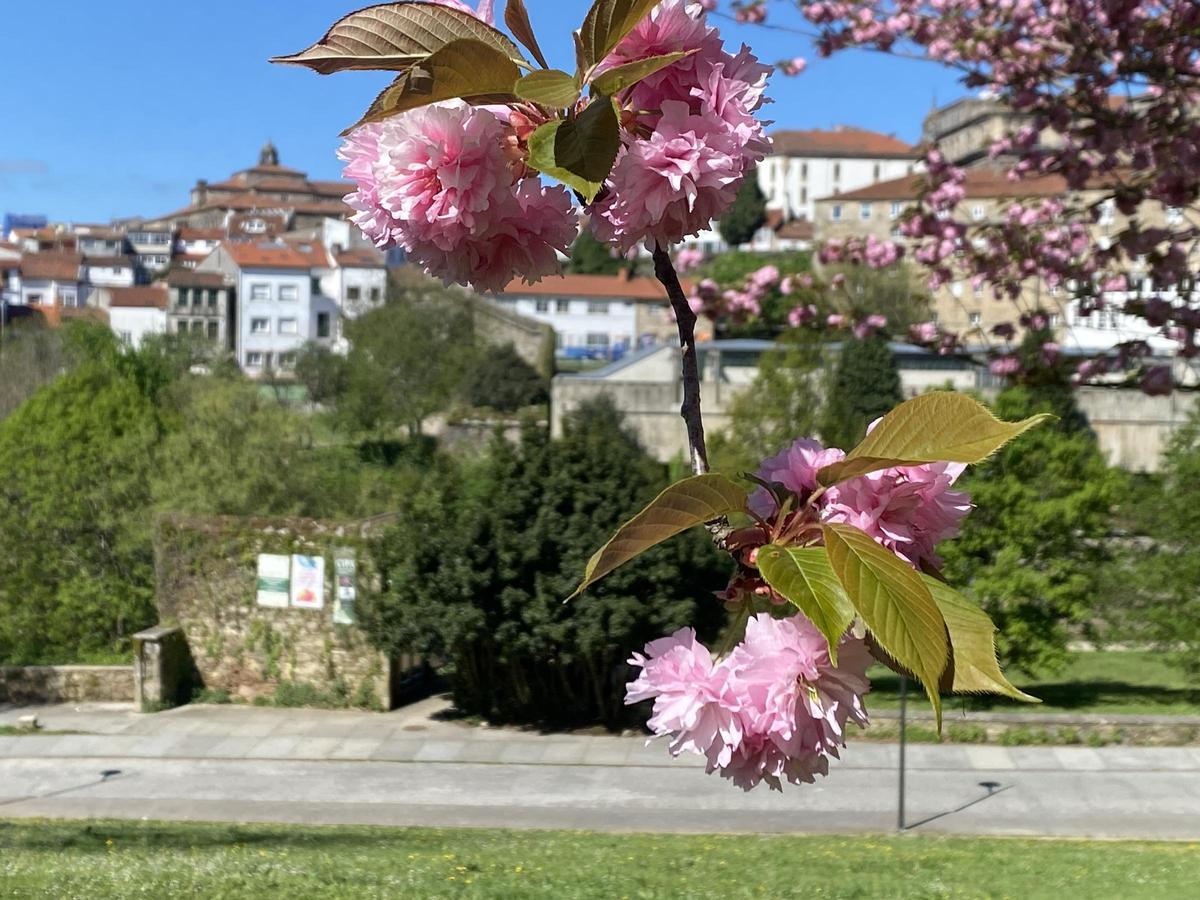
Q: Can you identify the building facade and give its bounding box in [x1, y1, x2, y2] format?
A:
[165, 268, 236, 349]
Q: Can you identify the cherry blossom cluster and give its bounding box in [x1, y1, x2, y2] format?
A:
[791, 0, 1200, 392]
[628, 433, 971, 787]
[589, 0, 772, 253]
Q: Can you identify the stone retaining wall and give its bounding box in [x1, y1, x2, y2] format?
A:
[0, 665, 134, 704]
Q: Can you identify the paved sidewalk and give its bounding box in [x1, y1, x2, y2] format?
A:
[2, 700, 1199, 838]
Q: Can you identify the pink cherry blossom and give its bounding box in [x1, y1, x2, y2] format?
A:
[748, 438, 846, 518]
[675, 247, 705, 272]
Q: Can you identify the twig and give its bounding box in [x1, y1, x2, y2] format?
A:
[652, 244, 735, 549]
[653, 244, 710, 475]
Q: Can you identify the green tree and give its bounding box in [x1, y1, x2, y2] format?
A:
[718, 168, 767, 247]
[294, 342, 350, 405]
[363, 400, 726, 728]
[826, 263, 931, 334]
[939, 387, 1120, 673]
[0, 361, 161, 663]
[340, 289, 475, 436]
[710, 335, 824, 474]
[567, 228, 625, 275]
[818, 333, 903, 449]
[464, 343, 548, 412]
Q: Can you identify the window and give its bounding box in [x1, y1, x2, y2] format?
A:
[890, 201, 902, 220]
[207, 289, 218, 308]
[176, 289, 188, 308]
[370, 287, 381, 302]
[59, 288, 78, 307]
[207, 320, 219, 340]
[279, 284, 298, 302]
[873, 163, 881, 181]
[800, 187, 808, 204]
[191, 288, 203, 307]
[555, 299, 569, 313]
[250, 317, 270, 334]
[535, 299, 550, 313]
[246, 352, 264, 367]
[859, 203, 872, 221]
[119, 330, 132, 346]
[250, 283, 270, 301]
[243, 218, 267, 234]
[971, 204, 986, 221]
[801, 162, 808, 179]
[277, 317, 298, 335]
[187, 320, 202, 334]
[346, 286, 361, 301]
[587, 301, 609, 315]
[278, 352, 297, 370]
[969, 311, 982, 327]
[586, 332, 610, 347]
[262, 352, 273, 369]
[833, 163, 841, 181]
[317, 312, 331, 338]
[830, 204, 842, 222]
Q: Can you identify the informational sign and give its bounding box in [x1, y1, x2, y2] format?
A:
[333, 551, 357, 625]
[290, 554, 325, 609]
[255, 554, 291, 608]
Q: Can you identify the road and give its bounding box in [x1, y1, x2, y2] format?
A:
[1, 701, 1198, 838]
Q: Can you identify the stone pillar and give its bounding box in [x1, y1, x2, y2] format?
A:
[133, 625, 192, 711]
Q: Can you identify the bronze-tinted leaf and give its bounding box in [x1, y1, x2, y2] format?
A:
[505, 0, 550, 70]
[816, 391, 1053, 487]
[569, 474, 747, 599]
[346, 38, 520, 131]
[515, 69, 581, 108]
[756, 545, 856, 664]
[526, 97, 620, 201]
[578, 0, 660, 72]
[822, 523, 949, 730]
[921, 576, 1040, 703]
[272, 1, 527, 74]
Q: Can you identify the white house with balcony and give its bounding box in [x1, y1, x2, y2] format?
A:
[16, 253, 86, 307]
[82, 256, 136, 288]
[126, 224, 174, 276]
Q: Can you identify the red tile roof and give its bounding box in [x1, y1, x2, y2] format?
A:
[308, 179, 354, 197]
[495, 272, 681, 301]
[107, 286, 168, 309]
[178, 227, 225, 241]
[770, 127, 918, 158]
[224, 241, 325, 270]
[823, 169, 1068, 202]
[83, 255, 135, 268]
[776, 218, 814, 240]
[335, 248, 386, 269]
[19, 252, 82, 281]
[166, 269, 230, 288]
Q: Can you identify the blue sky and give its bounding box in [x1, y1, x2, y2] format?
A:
[0, 1, 964, 223]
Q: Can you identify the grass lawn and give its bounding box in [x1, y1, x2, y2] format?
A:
[866, 651, 1200, 717]
[1, 820, 1197, 899]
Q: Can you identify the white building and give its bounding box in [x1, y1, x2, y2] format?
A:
[74, 227, 128, 258]
[126, 224, 174, 276]
[82, 256, 136, 288]
[487, 272, 690, 359]
[759, 127, 920, 226]
[204, 240, 336, 375]
[15, 253, 86, 307]
[95, 286, 168, 348]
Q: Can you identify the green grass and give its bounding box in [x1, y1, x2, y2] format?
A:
[867, 651, 1200, 717]
[0, 820, 1197, 899]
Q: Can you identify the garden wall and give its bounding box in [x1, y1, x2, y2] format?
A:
[0, 665, 134, 704]
[154, 514, 398, 709]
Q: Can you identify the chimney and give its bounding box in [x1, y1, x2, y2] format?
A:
[618, 266, 631, 282]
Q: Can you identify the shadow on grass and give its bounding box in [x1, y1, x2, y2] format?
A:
[869, 672, 1200, 712]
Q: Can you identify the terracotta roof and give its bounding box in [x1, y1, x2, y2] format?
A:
[776, 219, 814, 240]
[822, 169, 1068, 202]
[165, 269, 230, 288]
[83, 255, 134, 268]
[127, 224, 174, 234]
[107, 286, 168, 309]
[770, 127, 918, 159]
[223, 241, 323, 270]
[75, 228, 126, 242]
[240, 164, 307, 177]
[308, 179, 354, 196]
[178, 227, 225, 241]
[41, 306, 109, 328]
[335, 248, 386, 269]
[19, 252, 82, 281]
[494, 272, 679, 301]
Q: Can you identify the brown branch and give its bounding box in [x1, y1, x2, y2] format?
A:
[653, 243, 710, 475]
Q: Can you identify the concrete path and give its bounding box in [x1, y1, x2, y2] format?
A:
[2, 701, 1199, 839]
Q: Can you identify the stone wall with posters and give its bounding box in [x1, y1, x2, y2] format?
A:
[154, 514, 397, 709]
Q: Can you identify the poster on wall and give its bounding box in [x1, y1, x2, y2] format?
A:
[332, 551, 357, 625]
[255, 554, 291, 608]
[290, 554, 325, 609]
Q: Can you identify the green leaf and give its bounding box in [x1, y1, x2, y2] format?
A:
[346, 39, 520, 132]
[578, 0, 660, 72]
[822, 523, 948, 730]
[570, 473, 747, 599]
[272, 1, 528, 74]
[591, 50, 691, 95]
[515, 69, 581, 108]
[505, 0, 550, 70]
[526, 98, 620, 202]
[921, 576, 1040, 703]
[817, 391, 1054, 486]
[756, 545, 855, 664]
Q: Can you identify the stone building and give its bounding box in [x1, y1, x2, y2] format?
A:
[164, 268, 236, 349]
